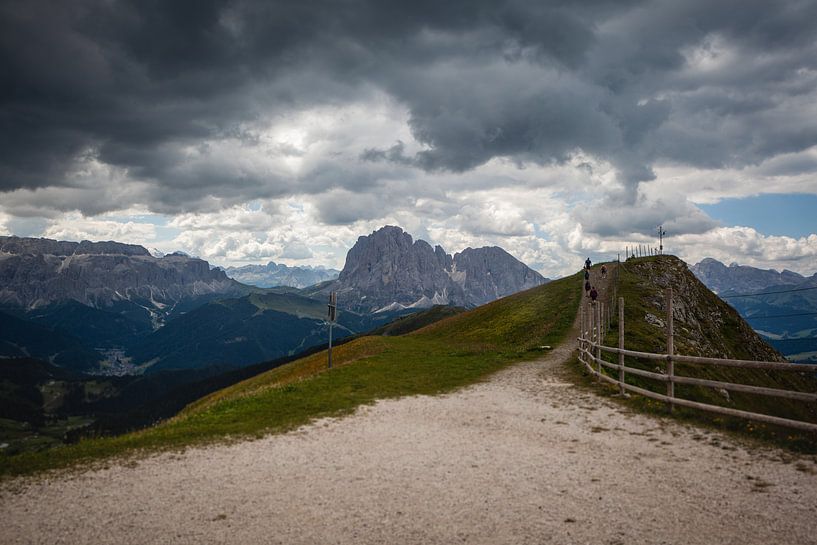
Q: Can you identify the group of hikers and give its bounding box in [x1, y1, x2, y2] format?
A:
[583, 257, 606, 304]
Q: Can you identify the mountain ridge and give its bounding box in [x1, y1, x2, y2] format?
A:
[0, 235, 246, 314]
[690, 257, 806, 294]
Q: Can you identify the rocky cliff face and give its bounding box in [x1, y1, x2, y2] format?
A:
[322, 226, 547, 312]
[453, 246, 544, 305]
[0, 236, 244, 311]
[224, 262, 339, 289]
[690, 257, 804, 294]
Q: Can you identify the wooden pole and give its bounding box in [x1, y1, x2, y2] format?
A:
[328, 321, 333, 369]
[607, 300, 611, 333]
[595, 302, 602, 381]
[579, 302, 585, 361]
[666, 287, 674, 412]
[618, 296, 625, 395]
[599, 301, 604, 337]
[589, 301, 594, 343]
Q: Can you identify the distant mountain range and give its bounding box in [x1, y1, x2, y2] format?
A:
[0, 236, 245, 321]
[223, 261, 339, 289]
[689, 258, 807, 294]
[0, 237, 369, 374]
[308, 226, 548, 313]
[0, 229, 546, 374]
[691, 258, 817, 362]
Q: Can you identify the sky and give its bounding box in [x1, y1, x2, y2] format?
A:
[1, 0, 816, 278]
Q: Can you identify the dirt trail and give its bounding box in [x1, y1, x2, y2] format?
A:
[3, 264, 817, 545]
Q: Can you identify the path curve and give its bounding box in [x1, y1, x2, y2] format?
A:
[3, 265, 817, 545]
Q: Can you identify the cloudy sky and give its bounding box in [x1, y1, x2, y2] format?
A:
[1, 0, 816, 277]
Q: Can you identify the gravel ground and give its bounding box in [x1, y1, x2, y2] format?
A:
[3, 273, 817, 544]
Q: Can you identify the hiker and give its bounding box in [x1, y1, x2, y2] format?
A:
[584, 269, 590, 281]
[584, 280, 591, 297]
[585, 257, 592, 270]
[590, 286, 598, 303]
[601, 265, 607, 279]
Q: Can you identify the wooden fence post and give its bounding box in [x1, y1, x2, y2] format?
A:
[666, 287, 675, 412]
[589, 300, 595, 375]
[579, 302, 585, 362]
[595, 302, 602, 381]
[600, 301, 604, 337]
[607, 299, 611, 333]
[618, 296, 625, 395]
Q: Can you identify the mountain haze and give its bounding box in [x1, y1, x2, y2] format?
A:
[223, 262, 339, 289]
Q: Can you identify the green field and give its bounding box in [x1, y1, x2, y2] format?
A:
[0, 274, 581, 477]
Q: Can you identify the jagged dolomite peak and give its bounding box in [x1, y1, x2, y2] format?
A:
[323, 226, 547, 312]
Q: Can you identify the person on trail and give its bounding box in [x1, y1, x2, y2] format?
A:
[585, 257, 592, 270]
[590, 286, 598, 303]
[601, 265, 607, 279]
[584, 280, 591, 296]
[584, 269, 590, 281]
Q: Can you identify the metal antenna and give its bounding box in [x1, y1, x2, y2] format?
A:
[658, 225, 666, 255]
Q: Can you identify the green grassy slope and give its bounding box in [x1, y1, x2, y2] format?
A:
[592, 256, 817, 449]
[0, 273, 581, 477]
[368, 306, 466, 337]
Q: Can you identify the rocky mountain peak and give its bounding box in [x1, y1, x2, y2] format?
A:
[328, 226, 547, 312]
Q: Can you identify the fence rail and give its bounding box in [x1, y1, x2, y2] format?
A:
[577, 271, 817, 434]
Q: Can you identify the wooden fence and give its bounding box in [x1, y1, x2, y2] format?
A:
[577, 286, 817, 433]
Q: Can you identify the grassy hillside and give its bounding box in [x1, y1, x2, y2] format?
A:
[368, 305, 466, 336]
[0, 273, 581, 477]
[129, 292, 372, 372]
[0, 310, 102, 371]
[590, 256, 817, 449]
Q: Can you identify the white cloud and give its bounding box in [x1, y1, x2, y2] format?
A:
[42, 214, 157, 244]
[0, 211, 11, 235]
[651, 146, 817, 206]
[669, 227, 817, 274]
[168, 202, 281, 232]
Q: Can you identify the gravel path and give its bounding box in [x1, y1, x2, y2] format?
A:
[3, 270, 817, 544]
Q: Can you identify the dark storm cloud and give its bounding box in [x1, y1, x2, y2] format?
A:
[2, 0, 817, 217]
